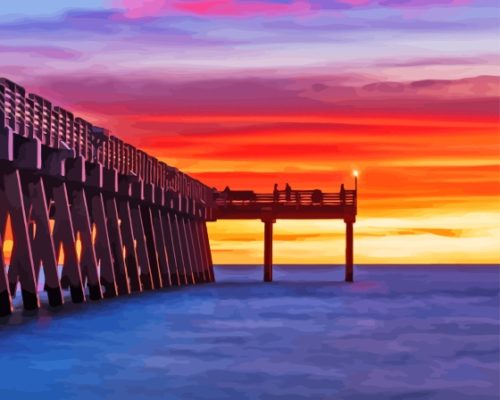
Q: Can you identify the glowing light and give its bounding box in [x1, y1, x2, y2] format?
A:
[353, 170, 359, 178]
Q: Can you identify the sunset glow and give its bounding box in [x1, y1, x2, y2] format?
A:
[1, 0, 498, 264]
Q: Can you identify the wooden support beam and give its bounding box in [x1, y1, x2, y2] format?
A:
[152, 208, 172, 287]
[192, 219, 207, 283]
[3, 168, 39, 310]
[345, 220, 354, 282]
[105, 196, 130, 295]
[201, 222, 215, 282]
[141, 205, 162, 289]
[193, 220, 207, 283]
[163, 212, 181, 286]
[89, 191, 118, 298]
[180, 217, 196, 285]
[51, 182, 85, 303]
[69, 185, 102, 300]
[26, 175, 63, 307]
[183, 218, 197, 283]
[130, 203, 153, 290]
[186, 218, 203, 283]
[172, 213, 188, 285]
[0, 186, 13, 316]
[263, 218, 275, 283]
[118, 199, 141, 292]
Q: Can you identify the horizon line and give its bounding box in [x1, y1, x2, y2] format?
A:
[214, 263, 500, 266]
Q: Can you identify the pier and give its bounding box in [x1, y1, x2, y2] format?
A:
[213, 186, 357, 282]
[0, 77, 357, 317]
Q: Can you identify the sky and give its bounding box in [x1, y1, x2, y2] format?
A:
[1, 0, 499, 264]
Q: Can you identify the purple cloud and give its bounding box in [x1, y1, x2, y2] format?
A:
[376, 55, 500, 67]
[0, 44, 81, 60]
[263, 16, 498, 33]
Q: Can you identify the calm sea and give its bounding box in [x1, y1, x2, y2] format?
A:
[1, 265, 499, 400]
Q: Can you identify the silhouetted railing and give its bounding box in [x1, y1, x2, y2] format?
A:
[0, 77, 214, 206]
[215, 189, 356, 207]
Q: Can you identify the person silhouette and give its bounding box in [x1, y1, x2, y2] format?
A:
[340, 184, 346, 206]
[285, 183, 292, 202]
[273, 183, 279, 202]
[223, 186, 231, 205]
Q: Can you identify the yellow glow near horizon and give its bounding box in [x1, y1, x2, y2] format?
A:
[207, 210, 500, 264]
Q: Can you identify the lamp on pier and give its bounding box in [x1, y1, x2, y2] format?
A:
[353, 170, 359, 192]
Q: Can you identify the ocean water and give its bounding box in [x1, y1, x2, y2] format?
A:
[0, 265, 499, 400]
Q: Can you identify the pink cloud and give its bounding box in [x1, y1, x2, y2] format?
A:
[117, 0, 169, 19]
[115, 0, 479, 18]
[116, 0, 310, 18]
[335, 0, 371, 6]
[173, 0, 309, 16]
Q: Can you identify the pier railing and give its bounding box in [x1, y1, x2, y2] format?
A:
[215, 189, 356, 208]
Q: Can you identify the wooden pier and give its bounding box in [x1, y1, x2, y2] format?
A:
[0, 77, 357, 317]
[0, 77, 215, 316]
[212, 186, 357, 282]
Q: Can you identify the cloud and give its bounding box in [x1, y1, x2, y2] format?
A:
[263, 16, 499, 34]
[233, 227, 470, 240]
[9, 73, 498, 203]
[394, 228, 465, 237]
[0, 10, 122, 35]
[20, 74, 499, 121]
[114, 0, 486, 19]
[116, 0, 310, 18]
[0, 44, 81, 60]
[378, 0, 471, 6]
[375, 55, 500, 68]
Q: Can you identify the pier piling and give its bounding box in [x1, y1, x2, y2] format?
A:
[263, 218, 275, 282]
[345, 220, 354, 282]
